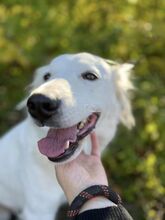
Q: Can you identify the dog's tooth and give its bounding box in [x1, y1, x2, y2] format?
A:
[78, 123, 83, 129]
[64, 141, 70, 150]
[79, 122, 85, 129]
[83, 119, 87, 124]
[78, 118, 89, 130]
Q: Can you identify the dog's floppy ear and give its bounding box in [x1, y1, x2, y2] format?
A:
[113, 63, 135, 129]
[16, 65, 50, 110]
[16, 99, 28, 110]
[15, 84, 33, 110]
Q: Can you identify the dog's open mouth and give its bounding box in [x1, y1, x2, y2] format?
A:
[38, 112, 100, 162]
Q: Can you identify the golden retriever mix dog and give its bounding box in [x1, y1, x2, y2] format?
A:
[0, 53, 134, 220]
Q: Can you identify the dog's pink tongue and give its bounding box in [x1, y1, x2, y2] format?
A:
[38, 125, 77, 158]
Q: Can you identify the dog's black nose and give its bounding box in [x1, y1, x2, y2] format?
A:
[27, 94, 61, 122]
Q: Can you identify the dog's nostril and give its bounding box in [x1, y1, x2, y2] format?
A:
[27, 94, 61, 122]
[42, 102, 56, 112]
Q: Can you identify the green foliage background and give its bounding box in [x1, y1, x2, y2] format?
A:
[0, 0, 164, 219]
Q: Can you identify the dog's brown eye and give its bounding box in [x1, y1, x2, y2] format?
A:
[81, 72, 98, 81]
[43, 73, 51, 81]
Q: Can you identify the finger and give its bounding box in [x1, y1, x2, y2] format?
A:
[90, 132, 100, 157]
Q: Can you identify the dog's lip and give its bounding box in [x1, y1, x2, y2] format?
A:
[47, 112, 100, 163]
[48, 141, 78, 162]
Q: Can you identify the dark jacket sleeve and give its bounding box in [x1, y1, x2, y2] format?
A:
[75, 205, 133, 220]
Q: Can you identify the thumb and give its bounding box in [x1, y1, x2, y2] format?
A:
[90, 132, 100, 157]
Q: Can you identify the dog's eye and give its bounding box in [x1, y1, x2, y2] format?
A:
[81, 72, 98, 81]
[43, 73, 51, 81]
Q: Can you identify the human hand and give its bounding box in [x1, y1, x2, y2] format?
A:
[55, 132, 108, 204]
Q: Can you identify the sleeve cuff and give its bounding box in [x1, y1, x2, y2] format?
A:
[76, 205, 133, 220]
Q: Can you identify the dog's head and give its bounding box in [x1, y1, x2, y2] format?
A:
[24, 53, 134, 163]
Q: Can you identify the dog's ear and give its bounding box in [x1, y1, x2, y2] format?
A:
[16, 65, 50, 110]
[15, 84, 33, 110]
[104, 59, 118, 66]
[16, 99, 27, 110]
[113, 63, 135, 129]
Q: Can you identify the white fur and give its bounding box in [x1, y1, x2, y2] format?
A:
[0, 53, 134, 220]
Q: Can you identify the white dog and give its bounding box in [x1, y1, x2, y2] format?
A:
[0, 53, 134, 220]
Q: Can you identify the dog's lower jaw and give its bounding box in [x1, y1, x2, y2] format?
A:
[50, 142, 84, 164]
[36, 116, 118, 164]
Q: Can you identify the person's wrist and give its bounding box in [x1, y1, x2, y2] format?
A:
[79, 196, 117, 213]
[66, 181, 108, 204]
[66, 184, 94, 204]
[67, 185, 122, 219]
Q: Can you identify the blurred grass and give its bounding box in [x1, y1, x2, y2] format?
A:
[0, 0, 164, 219]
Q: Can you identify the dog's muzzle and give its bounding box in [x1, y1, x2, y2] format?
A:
[27, 94, 61, 124]
[27, 94, 100, 163]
